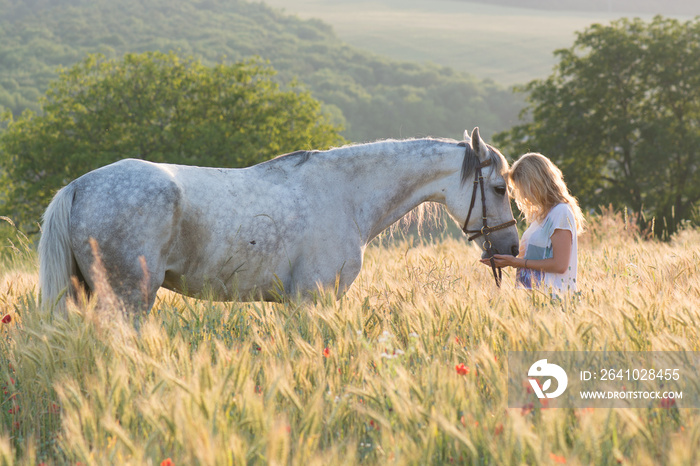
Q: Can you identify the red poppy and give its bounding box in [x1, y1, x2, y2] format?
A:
[161, 459, 174, 466]
[520, 402, 534, 415]
[494, 424, 504, 435]
[1, 314, 11, 324]
[660, 397, 676, 409]
[549, 453, 567, 464]
[455, 363, 469, 375]
[323, 347, 330, 358]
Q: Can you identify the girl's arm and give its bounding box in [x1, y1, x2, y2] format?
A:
[480, 229, 572, 274]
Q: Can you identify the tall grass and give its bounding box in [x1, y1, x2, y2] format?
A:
[0, 211, 698, 465]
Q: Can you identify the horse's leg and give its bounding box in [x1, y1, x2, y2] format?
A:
[290, 247, 363, 299]
[72, 243, 166, 313]
[108, 255, 165, 313]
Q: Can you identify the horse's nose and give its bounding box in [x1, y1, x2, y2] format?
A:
[510, 245, 519, 256]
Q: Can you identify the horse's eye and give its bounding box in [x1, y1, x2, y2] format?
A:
[494, 186, 507, 196]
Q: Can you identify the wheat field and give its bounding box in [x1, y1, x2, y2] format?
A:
[0, 211, 698, 465]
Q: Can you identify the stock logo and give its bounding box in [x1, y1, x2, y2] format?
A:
[528, 359, 568, 399]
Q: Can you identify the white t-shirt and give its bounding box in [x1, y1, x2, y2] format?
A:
[516, 203, 578, 293]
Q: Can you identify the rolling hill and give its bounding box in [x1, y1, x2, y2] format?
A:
[0, 0, 523, 142]
[262, 0, 695, 86]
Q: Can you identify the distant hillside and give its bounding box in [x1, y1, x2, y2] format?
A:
[0, 0, 523, 142]
[264, 0, 689, 87]
[460, 0, 698, 15]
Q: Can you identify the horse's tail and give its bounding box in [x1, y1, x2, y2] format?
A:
[38, 183, 77, 312]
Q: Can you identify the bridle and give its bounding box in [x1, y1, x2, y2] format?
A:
[461, 154, 517, 287]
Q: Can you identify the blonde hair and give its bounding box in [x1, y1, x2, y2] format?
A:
[509, 153, 586, 234]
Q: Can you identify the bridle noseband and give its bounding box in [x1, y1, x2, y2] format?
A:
[461, 154, 517, 287]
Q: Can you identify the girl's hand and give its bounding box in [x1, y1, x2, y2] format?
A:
[479, 254, 523, 269]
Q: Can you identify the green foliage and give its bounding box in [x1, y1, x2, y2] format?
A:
[494, 16, 700, 237]
[0, 0, 522, 142]
[0, 51, 344, 231]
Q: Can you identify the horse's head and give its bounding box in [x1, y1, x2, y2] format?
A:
[447, 127, 519, 259]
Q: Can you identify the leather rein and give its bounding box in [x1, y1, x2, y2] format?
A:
[461, 155, 517, 287]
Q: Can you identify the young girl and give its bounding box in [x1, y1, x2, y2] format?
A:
[480, 152, 585, 293]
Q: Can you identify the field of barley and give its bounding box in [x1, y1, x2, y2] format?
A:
[0, 211, 698, 465]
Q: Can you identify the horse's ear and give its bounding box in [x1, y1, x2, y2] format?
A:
[463, 129, 469, 141]
[470, 127, 487, 160]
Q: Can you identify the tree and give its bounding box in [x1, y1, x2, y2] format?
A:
[493, 16, 700, 237]
[0, 51, 345, 231]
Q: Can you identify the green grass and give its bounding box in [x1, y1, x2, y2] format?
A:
[262, 0, 690, 85]
[0, 211, 698, 464]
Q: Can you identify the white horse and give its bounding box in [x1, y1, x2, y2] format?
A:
[38, 127, 519, 312]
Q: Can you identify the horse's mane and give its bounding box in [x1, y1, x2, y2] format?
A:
[271, 138, 509, 238]
[274, 139, 508, 185]
[272, 149, 318, 166]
